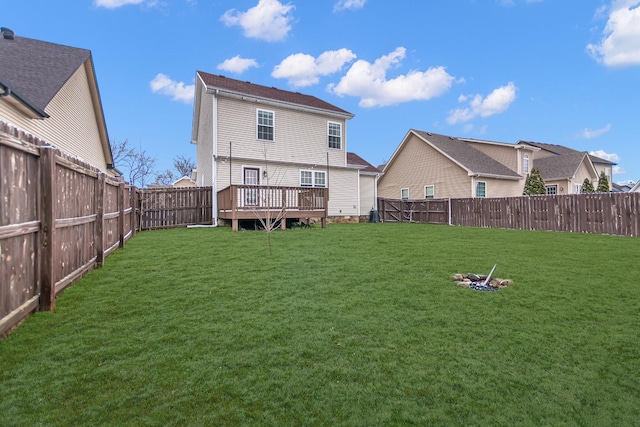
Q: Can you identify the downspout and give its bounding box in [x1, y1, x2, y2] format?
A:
[211, 89, 219, 226]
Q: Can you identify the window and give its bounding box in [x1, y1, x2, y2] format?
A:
[401, 188, 409, 200]
[546, 185, 558, 195]
[328, 122, 341, 149]
[300, 170, 326, 187]
[425, 185, 434, 199]
[475, 182, 486, 198]
[523, 154, 529, 174]
[574, 184, 582, 194]
[257, 109, 274, 141]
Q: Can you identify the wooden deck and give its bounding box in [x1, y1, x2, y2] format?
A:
[217, 185, 328, 231]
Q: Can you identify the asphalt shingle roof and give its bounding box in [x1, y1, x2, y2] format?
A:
[197, 71, 353, 117]
[519, 140, 616, 166]
[412, 130, 522, 178]
[532, 151, 590, 180]
[347, 152, 381, 174]
[0, 34, 90, 117]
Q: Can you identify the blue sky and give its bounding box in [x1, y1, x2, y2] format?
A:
[5, 0, 640, 184]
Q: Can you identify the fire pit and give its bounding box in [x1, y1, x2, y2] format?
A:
[451, 265, 513, 292]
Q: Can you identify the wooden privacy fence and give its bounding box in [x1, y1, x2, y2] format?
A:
[378, 193, 640, 237]
[377, 198, 449, 225]
[0, 126, 136, 337]
[139, 187, 212, 230]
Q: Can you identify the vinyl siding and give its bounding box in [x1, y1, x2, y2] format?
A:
[570, 160, 598, 193]
[467, 142, 518, 172]
[327, 168, 359, 216]
[359, 174, 377, 215]
[216, 96, 346, 170]
[0, 62, 108, 171]
[195, 85, 214, 186]
[378, 134, 472, 199]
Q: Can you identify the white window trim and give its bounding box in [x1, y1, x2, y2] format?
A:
[327, 121, 342, 150]
[475, 181, 487, 198]
[401, 188, 409, 200]
[523, 154, 529, 174]
[300, 169, 326, 188]
[546, 184, 558, 195]
[256, 108, 275, 142]
[425, 185, 435, 199]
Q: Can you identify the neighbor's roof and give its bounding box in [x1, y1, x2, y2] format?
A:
[412, 130, 522, 179]
[0, 34, 91, 118]
[197, 71, 354, 118]
[518, 140, 616, 165]
[533, 151, 593, 181]
[347, 152, 381, 174]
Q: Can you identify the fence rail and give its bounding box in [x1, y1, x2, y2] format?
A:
[378, 193, 640, 237]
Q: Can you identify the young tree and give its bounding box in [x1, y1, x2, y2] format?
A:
[597, 171, 610, 192]
[581, 178, 595, 193]
[523, 168, 546, 195]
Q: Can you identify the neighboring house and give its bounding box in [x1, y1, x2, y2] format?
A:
[630, 181, 640, 193]
[191, 71, 377, 228]
[611, 182, 631, 192]
[378, 130, 533, 199]
[172, 176, 196, 188]
[517, 141, 612, 193]
[0, 27, 115, 174]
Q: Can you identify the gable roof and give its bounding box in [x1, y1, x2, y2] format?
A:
[518, 140, 616, 166]
[196, 71, 354, 118]
[533, 151, 596, 181]
[0, 33, 91, 118]
[408, 130, 521, 179]
[347, 152, 381, 174]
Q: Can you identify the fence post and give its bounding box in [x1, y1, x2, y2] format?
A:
[95, 173, 105, 267]
[119, 182, 125, 248]
[130, 186, 138, 237]
[39, 147, 56, 311]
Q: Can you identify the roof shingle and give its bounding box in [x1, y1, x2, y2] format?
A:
[197, 71, 353, 117]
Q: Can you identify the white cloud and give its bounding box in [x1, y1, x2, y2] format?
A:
[334, 0, 366, 12]
[580, 124, 612, 139]
[589, 149, 620, 163]
[149, 73, 194, 103]
[447, 82, 517, 124]
[328, 47, 455, 107]
[587, 0, 640, 67]
[217, 56, 259, 74]
[272, 49, 356, 87]
[95, 0, 142, 7]
[221, 0, 294, 42]
[613, 166, 626, 174]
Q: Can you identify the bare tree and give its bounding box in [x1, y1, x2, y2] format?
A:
[173, 155, 195, 177]
[110, 139, 156, 187]
[153, 169, 176, 186]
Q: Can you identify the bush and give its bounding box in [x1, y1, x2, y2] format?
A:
[523, 168, 546, 195]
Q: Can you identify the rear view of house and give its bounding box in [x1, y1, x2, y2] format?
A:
[191, 71, 378, 229]
[0, 27, 114, 174]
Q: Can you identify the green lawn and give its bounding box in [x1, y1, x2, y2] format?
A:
[1, 223, 639, 426]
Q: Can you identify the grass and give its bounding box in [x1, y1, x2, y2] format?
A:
[1, 223, 639, 426]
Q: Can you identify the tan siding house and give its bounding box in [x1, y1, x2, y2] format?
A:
[378, 130, 524, 200]
[191, 71, 378, 228]
[0, 29, 114, 174]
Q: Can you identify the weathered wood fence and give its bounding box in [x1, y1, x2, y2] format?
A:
[0, 125, 138, 336]
[139, 187, 212, 230]
[378, 193, 640, 236]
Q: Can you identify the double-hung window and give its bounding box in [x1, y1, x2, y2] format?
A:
[300, 170, 326, 187]
[257, 109, 274, 141]
[425, 185, 435, 199]
[475, 182, 486, 198]
[401, 188, 409, 200]
[328, 122, 342, 149]
[523, 154, 529, 174]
